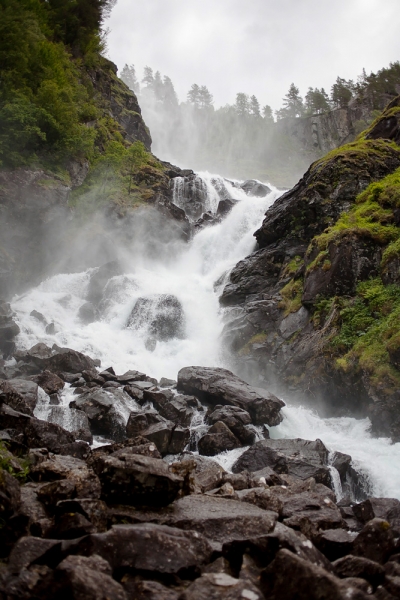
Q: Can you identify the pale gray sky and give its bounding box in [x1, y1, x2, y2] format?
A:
[106, 0, 400, 110]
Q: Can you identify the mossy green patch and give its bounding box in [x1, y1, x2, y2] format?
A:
[331, 278, 400, 389]
[279, 278, 303, 316]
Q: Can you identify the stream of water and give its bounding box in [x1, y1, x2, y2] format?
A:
[9, 172, 400, 499]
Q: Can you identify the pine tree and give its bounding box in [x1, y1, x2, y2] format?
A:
[262, 104, 274, 122]
[281, 83, 304, 117]
[120, 64, 139, 94]
[163, 76, 178, 108]
[142, 66, 154, 87]
[187, 84, 200, 107]
[235, 93, 249, 117]
[198, 85, 213, 109]
[331, 77, 353, 108]
[250, 95, 261, 117]
[153, 70, 163, 100]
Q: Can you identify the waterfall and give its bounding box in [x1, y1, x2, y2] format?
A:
[9, 171, 400, 499]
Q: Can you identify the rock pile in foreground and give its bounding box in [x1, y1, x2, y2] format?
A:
[1, 346, 400, 598]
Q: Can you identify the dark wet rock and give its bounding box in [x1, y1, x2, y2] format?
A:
[260, 548, 369, 600]
[332, 555, 385, 587]
[0, 304, 20, 359]
[207, 405, 255, 445]
[177, 366, 284, 426]
[72, 523, 213, 576]
[124, 381, 157, 403]
[7, 537, 60, 574]
[280, 490, 344, 539]
[0, 470, 20, 519]
[91, 453, 184, 506]
[126, 411, 163, 437]
[129, 415, 189, 456]
[29, 370, 65, 396]
[241, 180, 271, 197]
[30, 310, 47, 325]
[56, 498, 108, 533]
[352, 518, 396, 564]
[217, 198, 236, 217]
[180, 572, 262, 599]
[180, 454, 226, 493]
[159, 494, 277, 550]
[49, 511, 95, 539]
[302, 235, 382, 306]
[70, 388, 132, 441]
[236, 487, 284, 513]
[50, 554, 127, 599]
[331, 451, 352, 484]
[127, 294, 185, 342]
[232, 438, 332, 488]
[251, 467, 286, 487]
[0, 403, 75, 452]
[14, 342, 97, 374]
[87, 261, 122, 306]
[117, 369, 148, 384]
[121, 576, 179, 600]
[78, 302, 97, 324]
[143, 389, 198, 426]
[352, 497, 400, 533]
[314, 528, 355, 561]
[159, 377, 177, 388]
[198, 421, 241, 456]
[31, 454, 101, 502]
[0, 379, 38, 415]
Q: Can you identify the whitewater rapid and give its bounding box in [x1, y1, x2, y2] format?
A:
[10, 172, 400, 500]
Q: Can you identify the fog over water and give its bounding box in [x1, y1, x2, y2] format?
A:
[10, 175, 400, 500]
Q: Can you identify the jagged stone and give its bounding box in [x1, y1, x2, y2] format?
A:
[177, 366, 284, 426]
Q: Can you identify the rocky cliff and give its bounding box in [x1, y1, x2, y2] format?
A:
[221, 97, 400, 442]
[0, 57, 191, 299]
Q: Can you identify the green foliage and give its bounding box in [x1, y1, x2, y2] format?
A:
[239, 332, 267, 356]
[0, 0, 117, 168]
[70, 140, 158, 213]
[332, 279, 400, 387]
[283, 255, 303, 276]
[0, 442, 29, 482]
[279, 278, 304, 316]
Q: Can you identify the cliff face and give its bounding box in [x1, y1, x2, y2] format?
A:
[0, 58, 189, 299]
[277, 92, 398, 162]
[221, 98, 400, 441]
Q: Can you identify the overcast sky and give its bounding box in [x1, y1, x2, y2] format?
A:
[106, 0, 399, 111]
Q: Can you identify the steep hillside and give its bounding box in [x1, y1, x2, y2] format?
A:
[0, 0, 189, 297]
[221, 97, 400, 441]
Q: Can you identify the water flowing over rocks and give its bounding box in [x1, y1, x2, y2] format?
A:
[1, 358, 400, 597]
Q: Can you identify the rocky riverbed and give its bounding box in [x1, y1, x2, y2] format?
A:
[1, 336, 400, 599]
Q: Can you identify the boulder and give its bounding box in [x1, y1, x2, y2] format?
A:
[30, 454, 101, 500]
[143, 389, 198, 426]
[0, 379, 39, 415]
[14, 343, 97, 374]
[71, 523, 213, 576]
[179, 454, 226, 493]
[352, 497, 400, 533]
[125, 411, 163, 438]
[160, 494, 277, 550]
[198, 421, 241, 456]
[127, 294, 185, 342]
[0, 470, 21, 519]
[207, 405, 255, 445]
[177, 366, 284, 426]
[232, 438, 332, 488]
[29, 370, 65, 396]
[352, 518, 396, 564]
[280, 490, 344, 539]
[0, 403, 75, 453]
[260, 548, 369, 600]
[0, 303, 20, 359]
[88, 436, 162, 463]
[314, 528, 355, 561]
[91, 453, 184, 506]
[121, 576, 178, 600]
[332, 555, 385, 587]
[70, 388, 133, 441]
[240, 180, 271, 197]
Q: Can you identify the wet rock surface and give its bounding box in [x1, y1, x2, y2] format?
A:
[177, 366, 284, 426]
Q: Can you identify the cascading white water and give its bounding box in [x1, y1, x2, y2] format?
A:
[10, 171, 400, 499]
